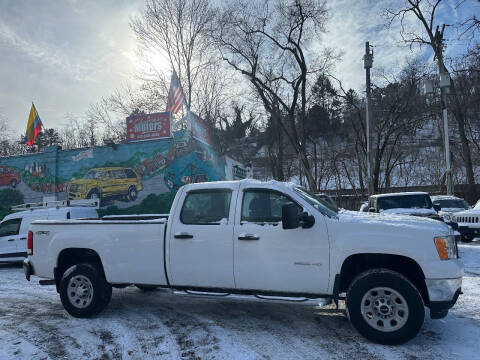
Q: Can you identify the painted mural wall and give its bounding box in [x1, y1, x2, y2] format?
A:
[0, 130, 230, 211]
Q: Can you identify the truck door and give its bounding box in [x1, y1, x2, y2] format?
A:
[233, 187, 330, 294]
[168, 185, 238, 289]
[0, 218, 22, 258]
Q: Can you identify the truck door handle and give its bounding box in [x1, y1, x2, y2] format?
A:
[7, 239, 15, 242]
[238, 234, 260, 241]
[20, 237, 27, 240]
[174, 233, 194, 239]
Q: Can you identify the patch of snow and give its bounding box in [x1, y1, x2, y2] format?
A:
[339, 210, 449, 233]
[381, 208, 437, 216]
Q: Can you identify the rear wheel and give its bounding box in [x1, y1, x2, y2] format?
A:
[59, 263, 112, 318]
[346, 269, 424, 345]
[87, 189, 102, 207]
[127, 186, 137, 201]
[462, 235, 473, 243]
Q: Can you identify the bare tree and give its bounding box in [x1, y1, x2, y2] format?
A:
[131, 0, 214, 109]
[386, 0, 476, 191]
[212, 0, 335, 191]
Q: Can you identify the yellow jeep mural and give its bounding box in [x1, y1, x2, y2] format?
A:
[68, 167, 143, 203]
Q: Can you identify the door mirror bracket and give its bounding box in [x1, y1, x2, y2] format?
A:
[299, 211, 315, 229]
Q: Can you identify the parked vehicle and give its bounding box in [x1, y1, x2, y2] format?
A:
[367, 192, 440, 217]
[367, 192, 460, 235]
[0, 200, 98, 262]
[24, 180, 463, 345]
[0, 165, 21, 188]
[68, 167, 143, 204]
[431, 195, 471, 222]
[452, 201, 480, 242]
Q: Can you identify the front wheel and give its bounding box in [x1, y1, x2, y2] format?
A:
[346, 269, 424, 345]
[59, 263, 112, 318]
[462, 235, 473, 243]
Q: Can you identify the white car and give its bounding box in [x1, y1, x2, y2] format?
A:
[24, 180, 463, 345]
[0, 201, 98, 262]
[452, 200, 480, 242]
[431, 195, 471, 222]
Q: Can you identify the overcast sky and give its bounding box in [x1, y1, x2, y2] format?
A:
[0, 0, 477, 136]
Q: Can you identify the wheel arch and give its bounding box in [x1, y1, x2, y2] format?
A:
[338, 253, 429, 306]
[55, 248, 106, 292]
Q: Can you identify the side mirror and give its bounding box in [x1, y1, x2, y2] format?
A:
[299, 211, 315, 229]
[282, 203, 300, 229]
[433, 204, 441, 212]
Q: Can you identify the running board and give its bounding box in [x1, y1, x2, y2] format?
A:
[173, 290, 332, 306]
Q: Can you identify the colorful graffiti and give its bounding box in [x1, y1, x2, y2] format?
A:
[0, 130, 230, 210]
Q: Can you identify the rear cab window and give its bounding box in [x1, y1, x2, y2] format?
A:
[180, 190, 232, 225]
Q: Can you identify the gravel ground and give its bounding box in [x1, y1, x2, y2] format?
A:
[1, 243, 480, 360]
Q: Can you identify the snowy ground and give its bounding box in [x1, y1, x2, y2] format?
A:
[1, 244, 480, 360]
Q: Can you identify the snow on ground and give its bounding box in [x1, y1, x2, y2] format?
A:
[1, 244, 480, 360]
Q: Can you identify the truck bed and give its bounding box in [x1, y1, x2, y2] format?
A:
[30, 218, 168, 286]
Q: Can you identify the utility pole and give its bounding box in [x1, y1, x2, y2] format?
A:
[364, 42, 374, 196]
[433, 25, 453, 195]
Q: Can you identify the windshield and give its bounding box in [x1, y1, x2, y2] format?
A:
[434, 199, 470, 210]
[377, 194, 433, 211]
[294, 187, 338, 217]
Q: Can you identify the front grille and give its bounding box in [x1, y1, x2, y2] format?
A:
[69, 184, 78, 192]
[455, 216, 479, 223]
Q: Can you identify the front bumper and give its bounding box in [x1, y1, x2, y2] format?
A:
[68, 192, 87, 200]
[426, 277, 462, 319]
[23, 259, 34, 281]
[458, 226, 480, 238]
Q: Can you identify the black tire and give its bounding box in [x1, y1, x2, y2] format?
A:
[346, 269, 425, 345]
[127, 186, 137, 201]
[462, 235, 473, 243]
[87, 189, 102, 207]
[59, 263, 112, 318]
[10, 179, 17, 188]
[135, 285, 159, 291]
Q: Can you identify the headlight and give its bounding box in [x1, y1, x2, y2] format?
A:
[434, 235, 458, 260]
[443, 214, 452, 221]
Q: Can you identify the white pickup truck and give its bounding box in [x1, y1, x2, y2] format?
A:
[24, 180, 463, 345]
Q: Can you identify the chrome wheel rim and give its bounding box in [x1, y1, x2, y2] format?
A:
[360, 287, 409, 332]
[67, 275, 94, 309]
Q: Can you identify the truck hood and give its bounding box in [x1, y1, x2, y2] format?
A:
[454, 209, 480, 217]
[337, 210, 450, 234]
[380, 208, 437, 216]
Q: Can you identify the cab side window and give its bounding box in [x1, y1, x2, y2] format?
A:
[241, 190, 301, 223]
[0, 218, 22, 237]
[112, 170, 127, 179]
[125, 169, 137, 179]
[181, 190, 232, 225]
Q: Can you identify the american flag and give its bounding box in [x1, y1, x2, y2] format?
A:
[166, 71, 185, 114]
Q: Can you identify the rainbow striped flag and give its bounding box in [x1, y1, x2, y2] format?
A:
[24, 103, 43, 146]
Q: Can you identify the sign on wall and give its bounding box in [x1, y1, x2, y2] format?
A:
[126, 112, 172, 142]
[188, 111, 211, 146]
